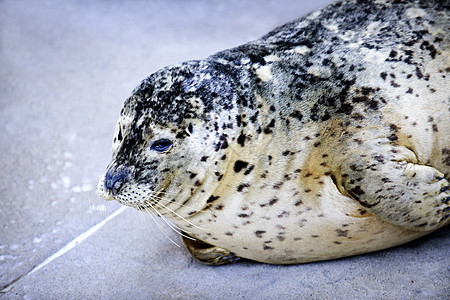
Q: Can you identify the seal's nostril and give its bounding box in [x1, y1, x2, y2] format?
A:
[105, 169, 129, 194]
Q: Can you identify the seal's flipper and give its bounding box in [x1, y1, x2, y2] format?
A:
[181, 233, 240, 265]
[334, 141, 450, 231]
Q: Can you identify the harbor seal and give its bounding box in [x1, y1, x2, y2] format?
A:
[98, 0, 450, 265]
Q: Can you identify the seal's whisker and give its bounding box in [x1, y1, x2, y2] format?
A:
[149, 193, 206, 213]
[145, 201, 194, 239]
[148, 199, 201, 230]
[166, 202, 206, 213]
[134, 204, 163, 238]
[140, 206, 182, 247]
[89, 195, 119, 219]
[136, 205, 173, 243]
[151, 200, 205, 230]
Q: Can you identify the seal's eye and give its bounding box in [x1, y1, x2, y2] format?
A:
[150, 139, 173, 153]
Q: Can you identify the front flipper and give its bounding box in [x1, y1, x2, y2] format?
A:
[334, 141, 450, 231]
[181, 233, 240, 265]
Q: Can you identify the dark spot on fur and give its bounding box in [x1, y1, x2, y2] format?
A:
[368, 100, 379, 110]
[442, 148, 450, 166]
[349, 186, 365, 197]
[278, 211, 290, 218]
[237, 133, 246, 147]
[336, 229, 348, 237]
[244, 164, 255, 175]
[264, 128, 273, 134]
[416, 67, 424, 79]
[390, 124, 399, 132]
[388, 134, 398, 141]
[255, 230, 266, 238]
[381, 177, 392, 183]
[432, 124, 438, 132]
[276, 235, 286, 242]
[207, 195, 220, 203]
[351, 113, 364, 120]
[234, 160, 249, 172]
[263, 119, 276, 134]
[290, 110, 303, 121]
[215, 135, 229, 151]
[273, 182, 283, 189]
[261, 198, 279, 207]
[237, 183, 250, 192]
[374, 155, 385, 163]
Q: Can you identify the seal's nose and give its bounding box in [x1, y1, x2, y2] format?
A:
[104, 168, 130, 195]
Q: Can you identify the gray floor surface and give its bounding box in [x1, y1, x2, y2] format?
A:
[1, 0, 449, 299]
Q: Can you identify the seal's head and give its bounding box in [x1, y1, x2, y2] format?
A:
[98, 60, 239, 214]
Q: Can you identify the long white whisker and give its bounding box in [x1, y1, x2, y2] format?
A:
[136, 205, 169, 243]
[141, 206, 181, 247]
[145, 202, 195, 240]
[136, 205, 160, 231]
[151, 200, 205, 230]
[150, 194, 205, 212]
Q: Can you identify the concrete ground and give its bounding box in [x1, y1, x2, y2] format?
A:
[0, 0, 448, 299]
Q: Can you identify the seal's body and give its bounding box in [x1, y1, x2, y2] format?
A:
[98, 0, 450, 264]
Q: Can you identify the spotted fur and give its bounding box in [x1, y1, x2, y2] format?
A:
[98, 0, 450, 264]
